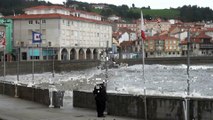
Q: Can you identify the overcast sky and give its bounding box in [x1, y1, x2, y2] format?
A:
[46, 0, 213, 9]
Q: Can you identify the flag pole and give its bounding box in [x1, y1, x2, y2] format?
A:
[184, 29, 191, 120]
[32, 45, 34, 85]
[141, 10, 147, 120]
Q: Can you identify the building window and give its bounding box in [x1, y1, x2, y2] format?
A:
[68, 21, 70, 26]
[42, 20, 46, 24]
[35, 20, 40, 24]
[31, 56, 39, 60]
[29, 20, 33, 24]
[48, 42, 51, 47]
[21, 42, 24, 47]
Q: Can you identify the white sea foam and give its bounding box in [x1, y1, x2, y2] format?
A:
[1, 64, 213, 98]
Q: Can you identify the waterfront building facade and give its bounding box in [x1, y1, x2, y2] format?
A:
[7, 5, 112, 61]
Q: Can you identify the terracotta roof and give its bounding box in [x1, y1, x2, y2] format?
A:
[120, 41, 134, 47]
[180, 38, 201, 44]
[4, 13, 110, 25]
[117, 28, 134, 33]
[192, 38, 202, 43]
[196, 32, 212, 39]
[146, 35, 178, 41]
[205, 28, 213, 32]
[180, 40, 187, 45]
[24, 5, 70, 11]
[24, 5, 101, 17]
[190, 31, 212, 39]
[182, 32, 211, 44]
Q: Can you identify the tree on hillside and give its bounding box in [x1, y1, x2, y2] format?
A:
[0, 0, 48, 16]
[100, 9, 114, 17]
[180, 5, 213, 22]
[66, 0, 92, 11]
[117, 5, 129, 18]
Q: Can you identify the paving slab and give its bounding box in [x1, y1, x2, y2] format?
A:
[0, 95, 139, 120]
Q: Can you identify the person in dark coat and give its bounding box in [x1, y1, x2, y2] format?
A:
[93, 83, 107, 117]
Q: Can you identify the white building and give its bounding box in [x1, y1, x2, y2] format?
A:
[8, 5, 112, 61]
[91, 4, 108, 10]
[108, 15, 121, 22]
[118, 32, 129, 43]
[70, 9, 102, 21]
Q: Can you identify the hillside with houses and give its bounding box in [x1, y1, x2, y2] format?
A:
[0, 0, 213, 61]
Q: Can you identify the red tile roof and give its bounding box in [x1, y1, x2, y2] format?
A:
[4, 13, 110, 25]
[196, 32, 212, 39]
[120, 41, 134, 47]
[205, 28, 213, 32]
[180, 40, 187, 45]
[24, 5, 70, 11]
[146, 35, 178, 41]
[117, 27, 134, 33]
[181, 38, 201, 44]
[24, 5, 101, 17]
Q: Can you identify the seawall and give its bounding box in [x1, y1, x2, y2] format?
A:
[0, 56, 212, 76]
[73, 90, 213, 120]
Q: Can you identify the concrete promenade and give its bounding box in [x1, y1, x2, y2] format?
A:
[0, 95, 139, 120]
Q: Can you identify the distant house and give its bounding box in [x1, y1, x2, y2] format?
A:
[116, 23, 137, 32]
[204, 28, 213, 39]
[181, 31, 213, 56]
[108, 15, 121, 22]
[145, 35, 181, 58]
[120, 41, 137, 59]
[136, 19, 171, 39]
[114, 28, 137, 43]
[205, 22, 213, 28]
[91, 4, 108, 9]
[168, 26, 188, 41]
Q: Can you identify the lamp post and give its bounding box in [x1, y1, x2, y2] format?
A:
[15, 46, 20, 97]
[183, 29, 191, 120]
[52, 47, 55, 78]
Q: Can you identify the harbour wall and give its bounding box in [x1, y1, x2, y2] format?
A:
[0, 56, 213, 76]
[73, 90, 213, 120]
[0, 82, 50, 106]
[118, 56, 213, 65]
[0, 60, 100, 76]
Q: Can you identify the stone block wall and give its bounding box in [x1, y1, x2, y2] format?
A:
[73, 91, 213, 120]
[0, 82, 50, 106]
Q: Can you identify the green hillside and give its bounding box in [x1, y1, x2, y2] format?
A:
[132, 9, 180, 19]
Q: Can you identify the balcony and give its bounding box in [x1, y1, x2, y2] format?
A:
[200, 44, 213, 49]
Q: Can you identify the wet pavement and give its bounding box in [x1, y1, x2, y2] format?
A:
[0, 95, 139, 120]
